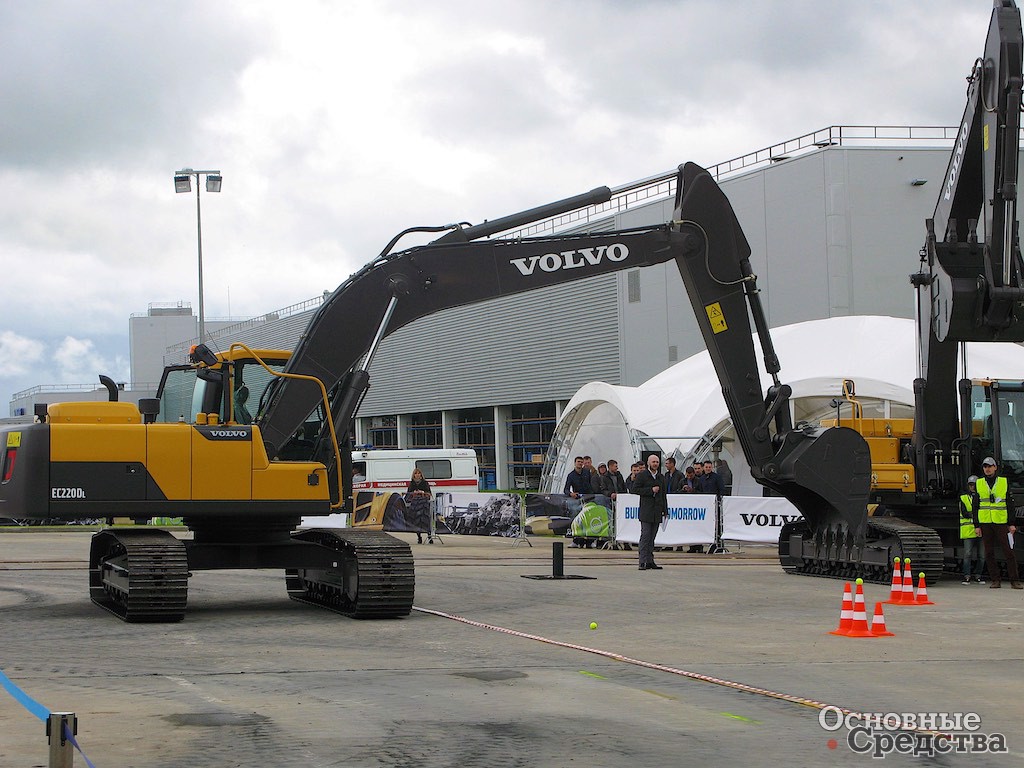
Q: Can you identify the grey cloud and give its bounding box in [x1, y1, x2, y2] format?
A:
[406, 53, 569, 146]
[0, 1, 267, 168]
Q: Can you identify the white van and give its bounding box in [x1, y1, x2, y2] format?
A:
[351, 448, 480, 494]
[300, 448, 479, 529]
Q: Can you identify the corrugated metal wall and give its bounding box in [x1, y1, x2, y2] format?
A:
[359, 272, 620, 414]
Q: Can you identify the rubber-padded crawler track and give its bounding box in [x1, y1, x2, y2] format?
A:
[779, 517, 944, 585]
[89, 529, 189, 622]
[286, 528, 414, 618]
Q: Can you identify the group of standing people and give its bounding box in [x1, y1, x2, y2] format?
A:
[563, 454, 730, 500]
[564, 453, 730, 568]
[563, 456, 628, 500]
[635, 457, 728, 496]
[959, 456, 1022, 588]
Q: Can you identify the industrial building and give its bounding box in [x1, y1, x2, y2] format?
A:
[9, 126, 975, 490]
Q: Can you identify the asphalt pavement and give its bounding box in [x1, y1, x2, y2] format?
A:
[1, 530, 1022, 767]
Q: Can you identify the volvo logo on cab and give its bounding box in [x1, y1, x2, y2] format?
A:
[509, 244, 629, 276]
[198, 427, 252, 441]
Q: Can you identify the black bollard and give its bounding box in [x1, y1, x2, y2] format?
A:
[552, 541, 564, 578]
[521, 540, 594, 580]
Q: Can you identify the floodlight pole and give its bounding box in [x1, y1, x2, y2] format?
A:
[174, 168, 222, 345]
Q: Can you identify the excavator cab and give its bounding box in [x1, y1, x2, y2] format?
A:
[969, 380, 1024, 489]
[154, 347, 291, 426]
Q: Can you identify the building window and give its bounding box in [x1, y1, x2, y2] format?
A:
[627, 270, 641, 303]
[507, 402, 556, 492]
[367, 415, 398, 449]
[455, 407, 495, 488]
[408, 411, 442, 448]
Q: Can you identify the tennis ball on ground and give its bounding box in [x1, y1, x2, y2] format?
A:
[589, 622, 598, 630]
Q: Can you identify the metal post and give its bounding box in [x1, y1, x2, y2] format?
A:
[47, 712, 76, 768]
[552, 541, 564, 578]
[174, 168, 220, 345]
[195, 179, 205, 344]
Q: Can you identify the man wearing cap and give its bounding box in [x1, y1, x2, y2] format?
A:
[960, 475, 985, 584]
[975, 457, 1022, 589]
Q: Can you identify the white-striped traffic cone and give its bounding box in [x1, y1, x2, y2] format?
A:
[845, 579, 876, 638]
[869, 602, 895, 637]
[914, 572, 935, 605]
[883, 556, 903, 605]
[829, 582, 854, 636]
[897, 557, 915, 604]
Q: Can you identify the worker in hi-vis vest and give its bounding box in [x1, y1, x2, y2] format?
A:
[974, 457, 1022, 589]
[960, 475, 986, 584]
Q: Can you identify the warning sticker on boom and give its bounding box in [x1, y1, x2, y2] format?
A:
[704, 302, 728, 334]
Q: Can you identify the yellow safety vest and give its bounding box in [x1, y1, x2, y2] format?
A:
[959, 494, 979, 539]
[976, 475, 1009, 524]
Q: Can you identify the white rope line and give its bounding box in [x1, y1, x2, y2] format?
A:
[412, 605, 950, 738]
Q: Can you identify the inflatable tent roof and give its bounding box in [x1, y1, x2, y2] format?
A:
[541, 315, 1024, 495]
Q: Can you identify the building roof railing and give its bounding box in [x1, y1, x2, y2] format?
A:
[166, 293, 330, 353]
[11, 382, 160, 400]
[496, 125, 960, 240]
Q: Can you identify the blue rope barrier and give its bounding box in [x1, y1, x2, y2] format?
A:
[65, 722, 98, 768]
[1, 666, 99, 766]
[0, 667, 49, 722]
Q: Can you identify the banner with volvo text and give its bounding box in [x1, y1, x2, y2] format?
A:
[721, 496, 803, 543]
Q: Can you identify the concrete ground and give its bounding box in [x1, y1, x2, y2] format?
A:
[1, 529, 1022, 767]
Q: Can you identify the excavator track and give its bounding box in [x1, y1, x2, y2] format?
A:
[286, 528, 414, 618]
[89, 529, 189, 623]
[778, 517, 944, 585]
[866, 517, 945, 585]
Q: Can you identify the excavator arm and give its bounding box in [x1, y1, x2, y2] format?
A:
[671, 163, 872, 539]
[914, 0, 1024, 496]
[257, 159, 874, 551]
[256, 192, 688, 461]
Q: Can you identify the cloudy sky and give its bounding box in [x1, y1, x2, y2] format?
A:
[0, 0, 997, 409]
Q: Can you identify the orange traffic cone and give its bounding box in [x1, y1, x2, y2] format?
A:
[897, 557, 915, 604]
[829, 582, 854, 636]
[883, 557, 903, 604]
[869, 602, 895, 637]
[914, 572, 935, 605]
[844, 579, 876, 638]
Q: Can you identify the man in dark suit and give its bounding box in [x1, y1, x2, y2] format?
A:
[632, 453, 668, 570]
[663, 457, 685, 495]
[605, 459, 626, 501]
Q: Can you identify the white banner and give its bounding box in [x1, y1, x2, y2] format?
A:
[721, 496, 803, 543]
[614, 493, 716, 546]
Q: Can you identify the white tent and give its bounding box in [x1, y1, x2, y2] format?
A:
[541, 315, 1024, 496]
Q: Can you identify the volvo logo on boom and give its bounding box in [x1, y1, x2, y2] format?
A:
[944, 116, 971, 202]
[509, 243, 629, 276]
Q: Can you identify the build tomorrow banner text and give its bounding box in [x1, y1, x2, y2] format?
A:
[614, 494, 716, 546]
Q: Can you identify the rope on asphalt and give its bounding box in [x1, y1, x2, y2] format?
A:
[412, 605, 950, 738]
